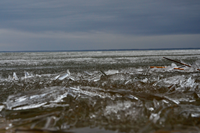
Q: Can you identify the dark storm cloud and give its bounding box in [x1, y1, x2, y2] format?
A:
[0, 0, 200, 51]
[1, 0, 200, 35]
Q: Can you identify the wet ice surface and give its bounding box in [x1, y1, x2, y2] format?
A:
[0, 50, 200, 133]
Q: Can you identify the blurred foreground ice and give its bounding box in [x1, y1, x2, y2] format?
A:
[0, 65, 200, 132]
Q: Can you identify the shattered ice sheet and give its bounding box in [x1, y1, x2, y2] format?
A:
[154, 75, 197, 89]
[0, 50, 200, 132]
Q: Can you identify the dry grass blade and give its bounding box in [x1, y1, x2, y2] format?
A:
[163, 57, 200, 71]
[163, 57, 191, 67]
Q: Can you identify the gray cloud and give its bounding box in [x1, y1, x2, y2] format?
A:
[0, 0, 200, 50]
[1, 0, 200, 34]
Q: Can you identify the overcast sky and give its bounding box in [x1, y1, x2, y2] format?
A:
[0, 0, 200, 51]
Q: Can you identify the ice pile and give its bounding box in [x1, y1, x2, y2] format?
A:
[0, 66, 200, 132]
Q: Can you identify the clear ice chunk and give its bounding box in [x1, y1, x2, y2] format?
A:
[5, 86, 69, 110]
[105, 70, 119, 75]
[24, 71, 33, 79]
[141, 78, 148, 83]
[7, 75, 12, 80]
[13, 72, 19, 80]
[155, 75, 195, 88]
[191, 113, 200, 118]
[186, 60, 200, 72]
[103, 73, 131, 81]
[181, 77, 196, 88]
[165, 63, 178, 71]
[0, 105, 5, 111]
[58, 70, 70, 80]
[53, 75, 60, 80]
[84, 71, 93, 75]
[58, 73, 69, 80]
[149, 113, 160, 123]
[13, 102, 47, 110]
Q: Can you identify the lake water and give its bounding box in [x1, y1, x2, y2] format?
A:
[0, 50, 200, 133]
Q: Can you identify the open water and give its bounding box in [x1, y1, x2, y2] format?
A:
[0, 50, 200, 133]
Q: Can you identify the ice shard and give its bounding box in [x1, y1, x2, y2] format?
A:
[58, 69, 70, 80]
[24, 71, 33, 79]
[4, 86, 69, 110]
[13, 72, 19, 80]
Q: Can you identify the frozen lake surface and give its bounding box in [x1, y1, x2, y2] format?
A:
[0, 50, 200, 133]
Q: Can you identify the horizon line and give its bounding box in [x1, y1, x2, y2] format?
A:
[0, 47, 200, 53]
